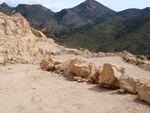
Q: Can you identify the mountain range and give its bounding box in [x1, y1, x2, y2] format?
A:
[0, 0, 150, 55]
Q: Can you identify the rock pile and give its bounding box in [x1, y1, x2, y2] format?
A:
[118, 51, 150, 71]
[40, 57, 96, 81]
[93, 51, 150, 71]
[40, 57, 150, 104]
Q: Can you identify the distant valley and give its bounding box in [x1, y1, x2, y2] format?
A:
[0, 0, 150, 55]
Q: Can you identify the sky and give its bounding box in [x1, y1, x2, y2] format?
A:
[0, 0, 150, 12]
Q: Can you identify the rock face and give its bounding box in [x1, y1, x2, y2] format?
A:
[0, 12, 47, 64]
[138, 83, 150, 104]
[100, 64, 125, 88]
[66, 58, 96, 78]
[119, 75, 145, 94]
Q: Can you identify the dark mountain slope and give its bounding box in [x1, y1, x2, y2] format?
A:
[55, 0, 116, 28]
[100, 14, 150, 55]
[62, 13, 150, 55]
[70, 0, 116, 22]
[15, 4, 60, 31]
[117, 7, 150, 18]
[0, 2, 14, 15]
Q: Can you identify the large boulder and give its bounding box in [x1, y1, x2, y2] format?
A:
[40, 57, 54, 71]
[138, 83, 150, 104]
[99, 64, 125, 89]
[119, 75, 145, 94]
[118, 51, 136, 63]
[54, 60, 70, 74]
[66, 58, 96, 78]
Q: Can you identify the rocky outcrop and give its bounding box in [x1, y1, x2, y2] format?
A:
[0, 12, 49, 64]
[138, 83, 150, 104]
[119, 75, 145, 94]
[99, 64, 125, 88]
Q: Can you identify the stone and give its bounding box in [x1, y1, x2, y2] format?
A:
[31, 28, 47, 39]
[97, 52, 105, 57]
[40, 57, 54, 71]
[66, 58, 96, 78]
[117, 89, 125, 93]
[138, 83, 150, 104]
[119, 51, 136, 63]
[105, 53, 115, 57]
[90, 66, 103, 84]
[54, 60, 70, 73]
[119, 75, 145, 94]
[73, 76, 82, 81]
[82, 49, 92, 56]
[100, 63, 125, 89]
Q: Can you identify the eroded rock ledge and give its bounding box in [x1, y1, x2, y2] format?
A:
[0, 12, 54, 64]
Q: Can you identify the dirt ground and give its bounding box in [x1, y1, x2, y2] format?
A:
[0, 62, 150, 113]
[0, 43, 150, 113]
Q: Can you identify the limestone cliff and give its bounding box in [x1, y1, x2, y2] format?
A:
[0, 12, 47, 64]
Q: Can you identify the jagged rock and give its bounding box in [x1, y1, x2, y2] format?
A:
[90, 66, 103, 84]
[66, 58, 96, 78]
[138, 83, 150, 104]
[100, 64, 125, 89]
[0, 12, 48, 64]
[82, 49, 92, 56]
[119, 75, 145, 94]
[31, 28, 47, 39]
[54, 60, 70, 73]
[120, 51, 137, 63]
[40, 57, 54, 71]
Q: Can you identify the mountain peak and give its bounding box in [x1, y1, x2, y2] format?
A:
[144, 7, 150, 12]
[16, 4, 51, 12]
[0, 2, 9, 8]
[70, 0, 115, 21]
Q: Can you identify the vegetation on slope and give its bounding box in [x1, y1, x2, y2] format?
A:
[62, 14, 150, 55]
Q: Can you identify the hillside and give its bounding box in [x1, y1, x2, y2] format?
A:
[0, 11, 150, 113]
[62, 13, 150, 55]
[0, 1, 150, 55]
[0, 0, 116, 31]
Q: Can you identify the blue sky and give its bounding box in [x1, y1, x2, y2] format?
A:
[0, 0, 150, 12]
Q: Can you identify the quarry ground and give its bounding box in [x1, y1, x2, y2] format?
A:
[0, 50, 150, 113]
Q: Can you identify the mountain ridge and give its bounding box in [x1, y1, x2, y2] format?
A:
[0, 1, 150, 55]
